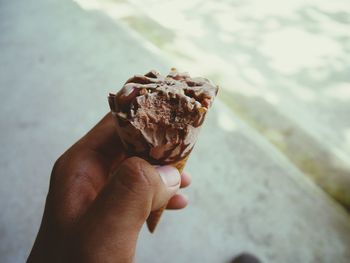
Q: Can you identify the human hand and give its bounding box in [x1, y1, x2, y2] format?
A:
[27, 113, 191, 263]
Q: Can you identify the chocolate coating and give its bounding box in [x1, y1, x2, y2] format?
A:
[109, 68, 218, 164]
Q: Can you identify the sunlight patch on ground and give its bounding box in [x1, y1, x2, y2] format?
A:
[290, 87, 316, 102]
[73, 0, 100, 9]
[324, 83, 350, 101]
[218, 112, 237, 132]
[260, 29, 341, 74]
[73, 0, 134, 18]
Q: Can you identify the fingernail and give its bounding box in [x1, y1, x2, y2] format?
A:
[156, 166, 180, 187]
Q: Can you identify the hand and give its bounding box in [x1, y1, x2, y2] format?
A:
[27, 113, 191, 263]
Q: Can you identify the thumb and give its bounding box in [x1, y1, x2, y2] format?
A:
[73, 157, 180, 262]
[98, 156, 181, 227]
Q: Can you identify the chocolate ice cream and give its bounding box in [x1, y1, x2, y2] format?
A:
[108, 68, 218, 165]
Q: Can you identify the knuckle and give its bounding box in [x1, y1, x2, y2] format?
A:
[52, 155, 64, 173]
[50, 155, 65, 185]
[115, 157, 158, 194]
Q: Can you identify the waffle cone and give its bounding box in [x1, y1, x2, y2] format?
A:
[146, 155, 189, 233]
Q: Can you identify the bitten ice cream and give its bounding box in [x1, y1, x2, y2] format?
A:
[108, 68, 218, 232]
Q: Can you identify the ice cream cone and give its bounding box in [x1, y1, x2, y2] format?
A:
[108, 69, 218, 233]
[146, 155, 189, 233]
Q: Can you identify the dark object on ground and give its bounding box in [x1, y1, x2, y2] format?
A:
[230, 253, 261, 263]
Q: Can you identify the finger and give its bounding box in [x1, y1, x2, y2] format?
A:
[48, 113, 126, 229]
[166, 194, 188, 210]
[74, 158, 180, 262]
[75, 113, 124, 162]
[180, 171, 191, 188]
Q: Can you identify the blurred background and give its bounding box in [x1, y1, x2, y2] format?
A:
[1, 0, 350, 262]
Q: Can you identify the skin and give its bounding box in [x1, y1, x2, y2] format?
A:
[27, 113, 191, 263]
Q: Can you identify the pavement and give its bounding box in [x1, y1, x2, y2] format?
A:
[1, 0, 350, 262]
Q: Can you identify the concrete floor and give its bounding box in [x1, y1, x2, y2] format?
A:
[1, 0, 350, 262]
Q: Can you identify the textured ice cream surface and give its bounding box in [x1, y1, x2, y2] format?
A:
[109, 68, 218, 164]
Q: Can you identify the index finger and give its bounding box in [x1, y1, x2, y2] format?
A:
[75, 112, 124, 162]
